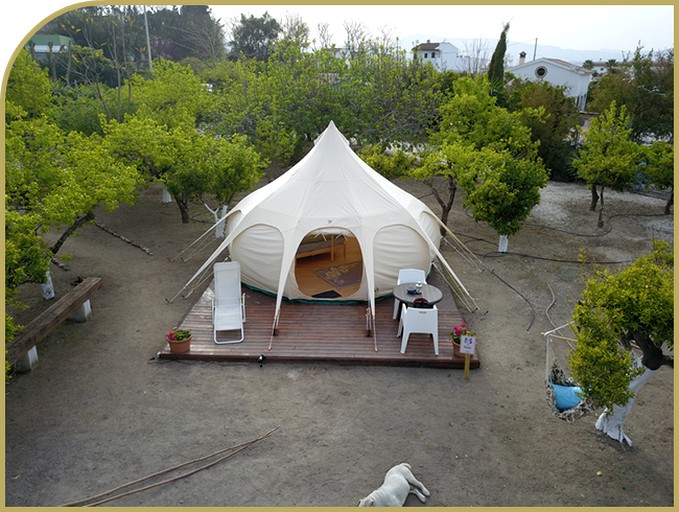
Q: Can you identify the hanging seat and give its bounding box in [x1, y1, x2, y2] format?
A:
[544, 325, 596, 422]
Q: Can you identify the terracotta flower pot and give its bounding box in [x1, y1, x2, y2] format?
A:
[452, 339, 462, 358]
[166, 334, 192, 353]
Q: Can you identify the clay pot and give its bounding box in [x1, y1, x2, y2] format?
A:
[166, 334, 192, 353]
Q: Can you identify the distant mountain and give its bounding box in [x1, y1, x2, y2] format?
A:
[400, 34, 629, 65]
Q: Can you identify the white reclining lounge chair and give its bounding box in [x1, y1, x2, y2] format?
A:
[213, 261, 246, 344]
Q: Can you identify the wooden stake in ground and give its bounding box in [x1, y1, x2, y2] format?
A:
[460, 335, 477, 381]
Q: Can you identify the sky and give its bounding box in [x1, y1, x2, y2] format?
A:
[210, 4, 674, 52]
[0, 2, 675, 80]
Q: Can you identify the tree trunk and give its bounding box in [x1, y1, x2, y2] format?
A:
[664, 188, 673, 215]
[430, 176, 456, 236]
[205, 203, 228, 238]
[498, 234, 509, 253]
[161, 184, 173, 204]
[629, 330, 674, 370]
[590, 184, 599, 211]
[41, 271, 55, 300]
[177, 199, 191, 224]
[597, 186, 605, 228]
[595, 356, 656, 446]
[51, 210, 95, 255]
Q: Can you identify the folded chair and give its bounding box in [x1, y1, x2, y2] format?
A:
[213, 261, 246, 344]
[397, 303, 439, 355]
[392, 268, 427, 319]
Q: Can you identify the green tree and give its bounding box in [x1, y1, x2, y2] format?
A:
[128, 58, 216, 129]
[570, 240, 673, 444]
[506, 78, 580, 181]
[42, 6, 227, 76]
[5, 49, 59, 325]
[641, 141, 674, 214]
[428, 76, 547, 248]
[460, 148, 548, 239]
[228, 12, 281, 61]
[487, 22, 510, 103]
[587, 47, 674, 141]
[573, 101, 640, 226]
[199, 57, 264, 139]
[279, 13, 311, 50]
[172, 6, 226, 62]
[6, 117, 142, 254]
[5, 112, 141, 351]
[410, 144, 475, 234]
[359, 144, 417, 181]
[103, 115, 263, 223]
[7, 49, 138, 282]
[5, 50, 54, 119]
[162, 126, 264, 223]
[342, 48, 447, 145]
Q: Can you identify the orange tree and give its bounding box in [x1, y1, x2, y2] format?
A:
[570, 240, 673, 444]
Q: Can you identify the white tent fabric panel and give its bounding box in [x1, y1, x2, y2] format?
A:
[230, 224, 284, 294]
[373, 225, 432, 296]
[418, 211, 443, 253]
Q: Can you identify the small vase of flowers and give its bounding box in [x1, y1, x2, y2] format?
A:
[166, 328, 192, 353]
[450, 323, 475, 357]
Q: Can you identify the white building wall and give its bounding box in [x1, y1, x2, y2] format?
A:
[508, 60, 592, 111]
[415, 42, 460, 72]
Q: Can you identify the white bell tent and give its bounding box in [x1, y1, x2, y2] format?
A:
[180, 121, 474, 341]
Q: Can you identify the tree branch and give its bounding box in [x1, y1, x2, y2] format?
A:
[628, 330, 673, 370]
[50, 210, 96, 256]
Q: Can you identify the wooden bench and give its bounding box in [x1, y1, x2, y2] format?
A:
[6, 277, 103, 372]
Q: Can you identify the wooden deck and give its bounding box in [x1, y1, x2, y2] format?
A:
[158, 272, 480, 370]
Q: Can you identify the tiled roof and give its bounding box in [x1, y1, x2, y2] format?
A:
[413, 42, 439, 51]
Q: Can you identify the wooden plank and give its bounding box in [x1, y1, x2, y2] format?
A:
[6, 277, 103, 365]
[158, 285, 480, 370]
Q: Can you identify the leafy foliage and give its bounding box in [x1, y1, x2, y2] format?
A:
[571, 241, 674, 409]
[573, 102, 640, 225]
[640, 141, 674, 214]
[228, 12, 281, 61]
[128, 58, 216, 129]
[5, 50, 54, 120]
[431, 76, 547, 236]
[358, 145, 416, 180]
[41, 5, 226, 83]
[487, 22, 510, 103]
[587, 47, 674, 141]
[506, 78, 580, 181]
[460, 149, 547, 236]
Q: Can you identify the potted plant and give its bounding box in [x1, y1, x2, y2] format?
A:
[450, 323, 475, 357]
[165, 328, 192, 353]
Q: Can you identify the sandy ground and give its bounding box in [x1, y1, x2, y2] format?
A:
[5, 180, 674, 507]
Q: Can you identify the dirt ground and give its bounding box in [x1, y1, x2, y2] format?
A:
[5, 180, 674, 507]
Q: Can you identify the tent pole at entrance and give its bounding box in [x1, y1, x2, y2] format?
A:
[268, 313, 281, 350]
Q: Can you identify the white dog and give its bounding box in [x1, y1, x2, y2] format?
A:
[357, 463, 430, 506]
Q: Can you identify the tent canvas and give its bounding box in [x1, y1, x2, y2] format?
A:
[181, 121, 472, 338]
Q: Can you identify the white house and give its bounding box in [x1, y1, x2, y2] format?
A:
[412, 40, 467, 72]
[507, 52, 594, 111]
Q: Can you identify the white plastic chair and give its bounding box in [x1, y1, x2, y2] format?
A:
[212, 261, 246, 344]
[392, 268, 427, 319]
[397, 303, 439, 355]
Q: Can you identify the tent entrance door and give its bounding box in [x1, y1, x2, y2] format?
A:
[294, 235, 363, 299]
